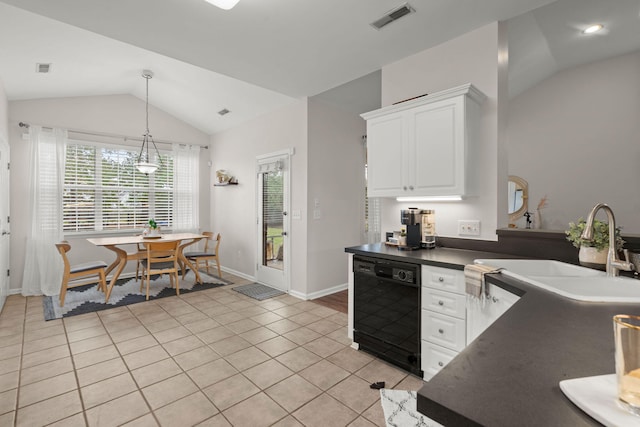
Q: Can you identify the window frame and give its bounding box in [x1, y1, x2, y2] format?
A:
[63, 138, 175, 237]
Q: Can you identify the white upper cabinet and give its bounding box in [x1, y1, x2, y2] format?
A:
[362, 84, 486, 198]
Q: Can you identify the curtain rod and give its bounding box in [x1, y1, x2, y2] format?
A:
[18, 122, 209, 149]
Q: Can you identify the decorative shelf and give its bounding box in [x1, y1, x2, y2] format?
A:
[214, 182, 238, 186]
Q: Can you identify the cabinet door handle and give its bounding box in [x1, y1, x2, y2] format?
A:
[492, 296, 499, 303]
[438, 361, 444, 367]
[438, 300, 444, 306]
[438, 328, 444, 334]
[403, 186, 408, 191]
[438, 277, 444, 282]
[409, 185, 414, 190]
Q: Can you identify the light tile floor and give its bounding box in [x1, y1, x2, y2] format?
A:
[0, 272, 425, 427]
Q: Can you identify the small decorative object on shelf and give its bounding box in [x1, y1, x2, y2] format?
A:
[215, 169, 238, 186]
[533, 195, 548, 229]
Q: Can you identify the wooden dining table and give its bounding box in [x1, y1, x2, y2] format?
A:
[87, 232, 206, 303]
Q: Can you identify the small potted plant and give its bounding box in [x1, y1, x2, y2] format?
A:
[147, 219, 161, 237]
[565, 218, 624, 269]
[398, 228, 407, 246]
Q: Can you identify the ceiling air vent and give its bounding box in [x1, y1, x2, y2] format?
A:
[371, 3, 415, 30]
[218, 108, 230, 116]
[36, 63, 51, 73]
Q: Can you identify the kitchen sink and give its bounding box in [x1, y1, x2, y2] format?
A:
[474, 259, 640, 303]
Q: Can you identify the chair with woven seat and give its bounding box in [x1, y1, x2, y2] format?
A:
[183, 232, 221, 278]
[55, 241, 108, 307]
[140, 240, 180, 300]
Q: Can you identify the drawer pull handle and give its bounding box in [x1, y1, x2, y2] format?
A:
[438, 329, 444, 334]
[438, 300, 444, 306]
[438, 361, 444, 367]
[438, 277, 444, 282]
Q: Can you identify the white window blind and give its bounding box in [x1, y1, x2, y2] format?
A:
[63, 141, 174, 233]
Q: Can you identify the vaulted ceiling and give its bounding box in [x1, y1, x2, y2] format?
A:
[1, 0, 637, 135]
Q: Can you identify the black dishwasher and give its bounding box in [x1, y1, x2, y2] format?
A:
[353, 256, 422, 376]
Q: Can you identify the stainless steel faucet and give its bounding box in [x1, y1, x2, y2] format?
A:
[580, 203, 634, 277]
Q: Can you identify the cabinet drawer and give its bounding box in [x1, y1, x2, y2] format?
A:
[422, 265, 465, 294]
[422, 288, 466, 319]
[421, 340, 458, 381]
[422, 310, 466, 351]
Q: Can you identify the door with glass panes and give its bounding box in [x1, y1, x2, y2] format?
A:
[256, 151, 289, 292]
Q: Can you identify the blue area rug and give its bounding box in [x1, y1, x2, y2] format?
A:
[43, 271, 231, 320]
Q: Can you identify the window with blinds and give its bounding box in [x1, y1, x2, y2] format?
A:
[63, 141, 174, 233]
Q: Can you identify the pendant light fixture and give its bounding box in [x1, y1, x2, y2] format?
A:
[204, 0, 239, 10]
[134, 70, 162, 175]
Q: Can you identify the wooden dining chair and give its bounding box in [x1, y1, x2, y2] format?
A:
[126, 243, 146, 282]
[183, 232, 222, 278]
[55, 241, 108, 307]
[140, 240, 180, 300]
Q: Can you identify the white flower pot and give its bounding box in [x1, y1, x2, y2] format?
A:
[579, 246, 608, 270]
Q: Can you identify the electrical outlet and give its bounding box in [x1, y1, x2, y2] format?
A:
[458, 220, 481, 236]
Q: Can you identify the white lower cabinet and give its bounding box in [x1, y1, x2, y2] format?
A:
[421, 265, 466, 381]
[421, 264, 519, 381]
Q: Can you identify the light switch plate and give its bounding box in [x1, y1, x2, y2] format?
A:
[292, 210, 301, 220]
[313, 209, 322, 220]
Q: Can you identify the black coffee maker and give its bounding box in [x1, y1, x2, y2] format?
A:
[400, 208, 426, 250]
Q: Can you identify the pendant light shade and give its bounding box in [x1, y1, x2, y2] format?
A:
[204, 0, 239, 10]
[134, 70, 162, 175]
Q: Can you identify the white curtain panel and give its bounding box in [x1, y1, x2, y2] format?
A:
[366, 197, 381, 244]
[172, 144, 200, 232]
[22, 126, 67, 296]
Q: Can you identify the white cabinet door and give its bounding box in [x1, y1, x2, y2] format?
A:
[366, 112, 406, 197]
[466, 283, 520, 345]
[412, 97, 465, 196]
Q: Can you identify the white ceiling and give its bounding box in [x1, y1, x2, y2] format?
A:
[0, 0, 638, 136]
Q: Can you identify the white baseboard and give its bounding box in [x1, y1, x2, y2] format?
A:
[220, 266, 255, 283]
[289, 282, 348, 301]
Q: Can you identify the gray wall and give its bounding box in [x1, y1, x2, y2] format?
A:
[508, 50, 640, 232]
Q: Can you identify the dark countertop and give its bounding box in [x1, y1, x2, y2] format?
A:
[344, 243, 518, 270]
[345, 243, 640, 426]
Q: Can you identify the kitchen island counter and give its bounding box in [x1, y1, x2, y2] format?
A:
[345, 243, 640, 426]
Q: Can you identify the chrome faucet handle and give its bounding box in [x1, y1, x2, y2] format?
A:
[611, 249, 635, 273]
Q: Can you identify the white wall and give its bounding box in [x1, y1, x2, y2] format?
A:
[379, 22, 504, 240]
[8, 94, 210, 293]
[0, 79, 7, 141]
[306, 97, 366, 296]
[508, 51, 640, 232]
[209, 100, 309, 294]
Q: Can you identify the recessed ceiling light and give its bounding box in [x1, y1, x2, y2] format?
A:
[583, 24, 603, 34]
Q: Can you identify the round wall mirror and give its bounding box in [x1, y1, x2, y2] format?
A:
[508, 175, 528, 223]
